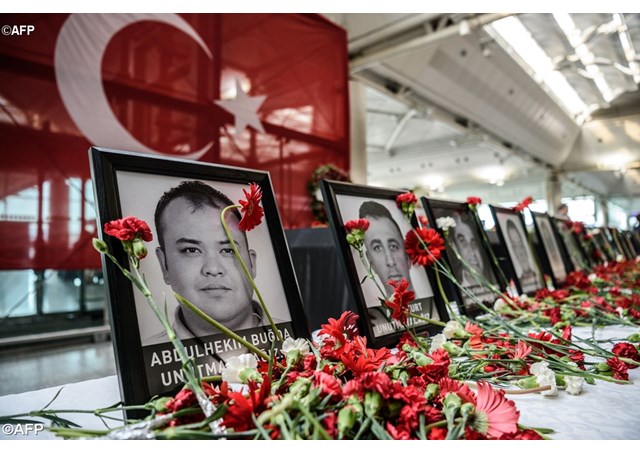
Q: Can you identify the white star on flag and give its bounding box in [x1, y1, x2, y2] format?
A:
[215, 79, 266, 137]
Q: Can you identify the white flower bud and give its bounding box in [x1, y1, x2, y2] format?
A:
[443, 320, 462, 339]
[436, 216, 457, 232]
[221, 354, 258, 384]
[564, 376, 584, 395]
[429, 334, 446, 353]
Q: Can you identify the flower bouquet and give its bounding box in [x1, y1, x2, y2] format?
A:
[2, 189, 639, 440]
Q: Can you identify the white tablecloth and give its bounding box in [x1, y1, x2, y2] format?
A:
[0, 326, 638, 440]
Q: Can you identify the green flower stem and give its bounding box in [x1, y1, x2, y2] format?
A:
[469, 205, 510, 288]
[356, 247, 389, 300]
[412, 229, 462, 323]
[447, 240, 519, 308]
[294, 401, 331, 440]
[256, 393, 294, 425]
[423, 419, 448, 434]
[410, 312, 446, 327]
[102, 251, 215, 420]
[201, 375, 223, 383]
[157, 428, 259, 440]
[433, 265, 458, 322]
[50, 428, 110, 438]
[175, 293, 270, 362]
[220, 204, 283, 343]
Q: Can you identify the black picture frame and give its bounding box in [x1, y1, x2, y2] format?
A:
[603, 227, 624, 259]
[90, 147, 308, 408]
[590, 228, 615, 263]
[609, 227, 635, 260]
[490, 206, 545, 295]
[551, 217, 590, 273]
[626, 230, 640, 255]
[320, 180, 449, 348]
[422, 198, 503, 318]
[531, 212, 568, 287]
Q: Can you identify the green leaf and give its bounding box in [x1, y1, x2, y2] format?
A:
[41, 386, 65, 411]
[369, 416, 392, 440]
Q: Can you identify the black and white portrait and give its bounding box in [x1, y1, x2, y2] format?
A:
[554, 219, 585, 271]
[534, 214, 567, 284]
[115, 171, 293, 393]
[495, 211, 543, 294]
[91, 148, 308, 405]
[335, 194, 439, 339]
[432, 207, 498, 312]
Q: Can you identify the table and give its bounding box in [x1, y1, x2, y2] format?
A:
[285, 228, 354, 330]
[1, 326, 638, 440]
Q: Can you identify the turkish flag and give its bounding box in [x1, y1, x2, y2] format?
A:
[0, 13, 349, 270]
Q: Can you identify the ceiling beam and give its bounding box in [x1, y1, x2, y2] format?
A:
[350, 13, 512, 73]
[384, 109, 416, 156]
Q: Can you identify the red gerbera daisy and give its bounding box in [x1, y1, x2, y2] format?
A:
[472, 380, 519, 438]
[404, 227, 445, 267]
[238, 183, 264, 232]
[385, 278, 415, 324]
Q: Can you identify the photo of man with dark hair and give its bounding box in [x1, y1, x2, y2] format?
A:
[503, 217, 542, 293]
[357, 200, 437, 337]
[439, 210, 497, 311]
[149, 180, 272, 342]
[537, 217, 566, 283]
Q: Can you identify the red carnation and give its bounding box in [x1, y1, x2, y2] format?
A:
[428, 427, 448, 440]
[104, 216, 153, 242]
[385, 278, 415, 325]
[418, 215, 429, 227]
[612, 342, 640, 368]
[466, 196, 482, 206]
[238, 183, 264, 232]
[568, 221, 584, 234]
[344, 218, 370, 233]
[313, 371, 343, 399]
[404, 227, 445, 267]
[606, 357, 629, 381]
[514, 196, 533, 212]
[396, 192, 417, 209]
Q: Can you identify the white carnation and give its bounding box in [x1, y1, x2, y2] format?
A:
[530, 361, 557, 397]
[221, 354, 258, 384]
[493, 298, 508, 311]
[436, 216, 457, 232]
[443, 320, 462, 339]
[564, 375, 584, 395]
[282, 337, 310, 356]
[429, 334, 446, 353]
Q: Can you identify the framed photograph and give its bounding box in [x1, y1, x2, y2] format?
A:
[531, 212, 568, 287]
[590, 228, 614, 262]
[552, 217, 590, 273]
[609, 227, 635, 260]
[423, 198, 503, 317]
[603, 227, 624, 259]
[90, 147, 308, 407]
[490, 206, 545, 295]
[320, 180, 449, 348]
[624, 230, 640, 255]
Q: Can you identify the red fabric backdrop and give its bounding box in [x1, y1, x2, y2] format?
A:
[0, 13, 349, 270]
